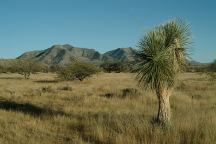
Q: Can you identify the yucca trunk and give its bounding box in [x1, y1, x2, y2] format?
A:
[156, 87, 171, 124]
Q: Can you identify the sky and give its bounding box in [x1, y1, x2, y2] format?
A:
[0, 0, 215, 63]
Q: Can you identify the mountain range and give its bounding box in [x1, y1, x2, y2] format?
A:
[18, 44, 136, 65]
[17, 44, 204, 66]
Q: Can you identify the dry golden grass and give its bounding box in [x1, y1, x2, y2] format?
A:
[0, 72, 215, 144]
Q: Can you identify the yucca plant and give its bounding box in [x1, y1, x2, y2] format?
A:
[135, 20, 191, 125]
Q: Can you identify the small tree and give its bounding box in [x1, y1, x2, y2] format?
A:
[100, 62, 124, 73]
[135, 20, 191, 125]
[208, 60, 216, 72]
[0, 64, 6, 73]
[0, 60, 14, 73]
[206, 60, 216, 80]
[13, 60, 43, 79]
[57, 66, 75, 80]
[58, 61, 99, 81]
[49, 64, 62, 73]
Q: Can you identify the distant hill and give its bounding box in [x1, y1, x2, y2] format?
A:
[18, 44, 136, 65]
[17, 44, 205, 66]
[102, 47, 136, 62]
[187, 60, 208, 67]
[18, 44, 102, 65]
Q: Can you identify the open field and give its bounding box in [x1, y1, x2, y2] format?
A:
[0, 72, 215, 144]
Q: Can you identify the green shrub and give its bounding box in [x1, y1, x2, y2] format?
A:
[208, 60, 216, 72]
[100, 62, 124, 73]
[0, 59, 48, 76]
[12, 60, 46, 79]
[206, 60, 216, 80]
[49, 64, 62, 72]
[58, 61, 99, 81]
[100, 61, 135, 73]
[0, 60, 15, 73]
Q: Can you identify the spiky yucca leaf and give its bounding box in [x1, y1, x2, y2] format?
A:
[163, 20, 192, 72]
[135, 20, 191, 90]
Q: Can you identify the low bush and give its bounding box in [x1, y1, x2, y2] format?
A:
[100, 61, 136, 73]
[58, 61, 99, 81]
[205, 60, 216, 80]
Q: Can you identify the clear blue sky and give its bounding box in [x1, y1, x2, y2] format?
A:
[0, 0, 215, 62]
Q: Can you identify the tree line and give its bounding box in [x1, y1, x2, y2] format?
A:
[0, 59, 135, 79]
[0, 58, 215, 81]
[0, 59, 48, 79]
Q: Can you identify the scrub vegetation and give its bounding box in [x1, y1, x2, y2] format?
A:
[0, 72, 215, 144]
[0, 20, 215, 144]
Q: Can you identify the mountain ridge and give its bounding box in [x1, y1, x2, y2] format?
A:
[18, 44, 136, 65]
[17, 44, 205, 66]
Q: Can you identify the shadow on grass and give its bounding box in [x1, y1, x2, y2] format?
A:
[0, 99, 67, 117]
[34, 80, 59, 83]
[0, 77, 23, 80]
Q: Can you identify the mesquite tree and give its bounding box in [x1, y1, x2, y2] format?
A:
[135, 20, 191, 125]
[58, 61, 99, 81]
[206, 60, 216, 80]
[13, 60, 45, 79]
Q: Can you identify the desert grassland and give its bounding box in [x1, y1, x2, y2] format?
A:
[0, 72, 215, 144]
